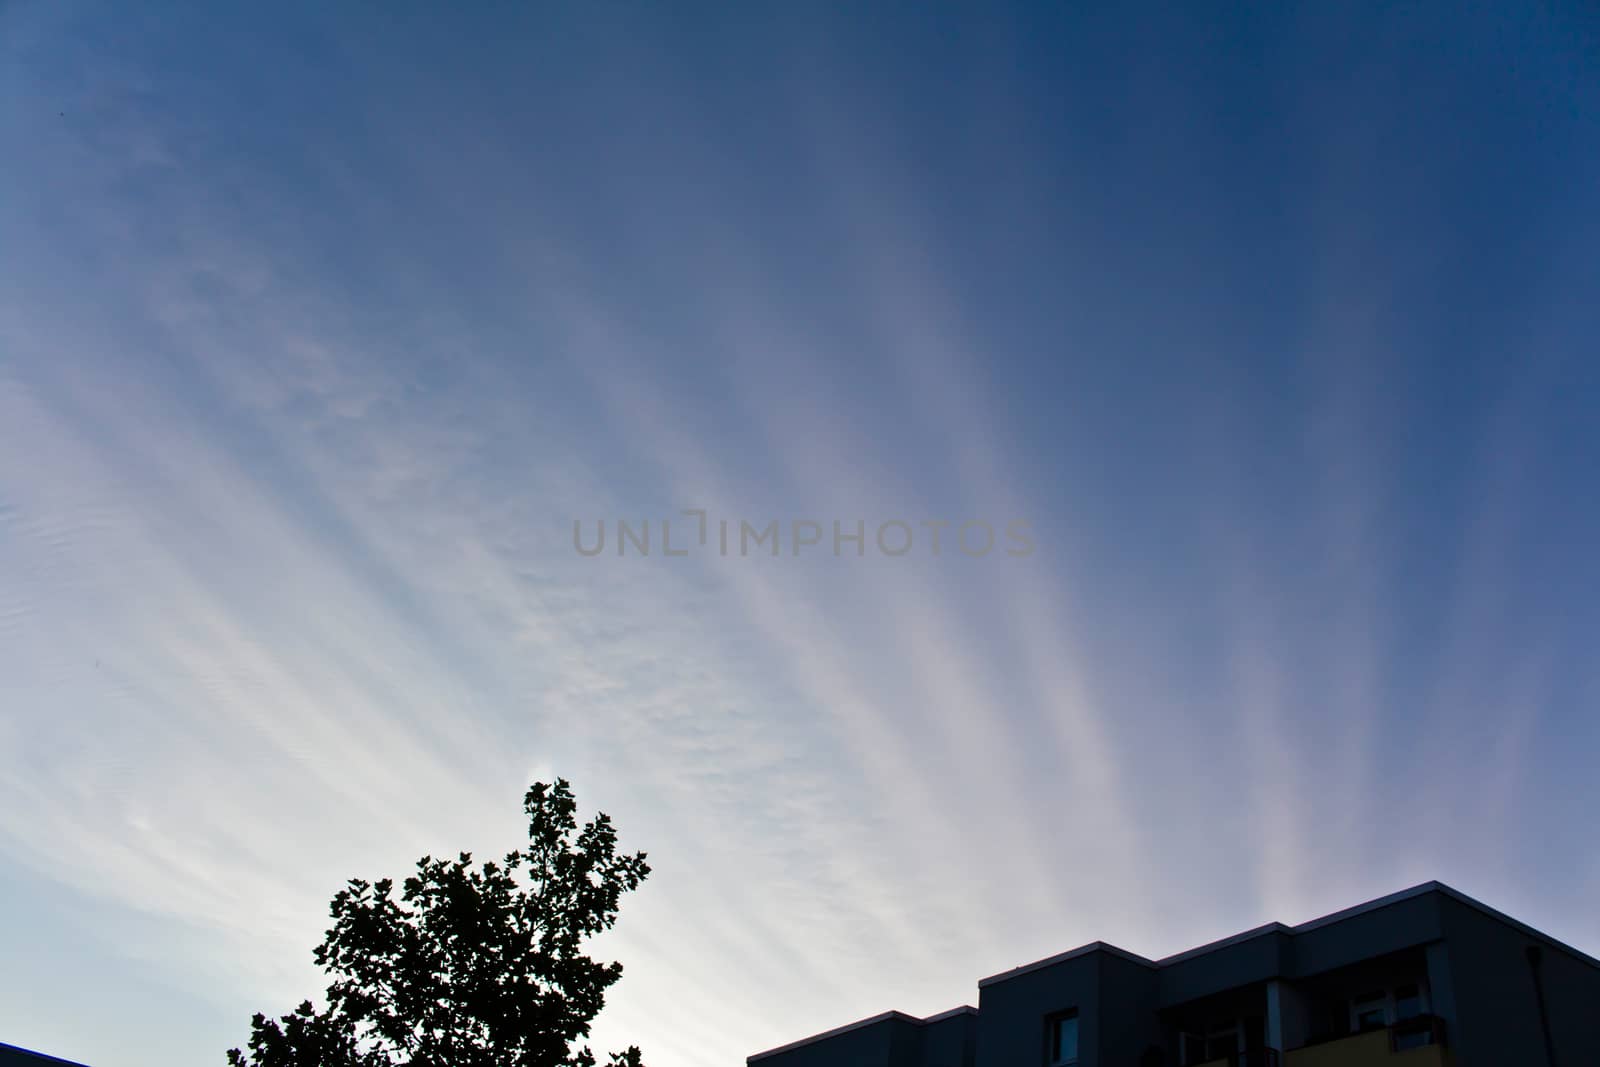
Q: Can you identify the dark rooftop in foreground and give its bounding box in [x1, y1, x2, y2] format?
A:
[749, 880, 1600, 1067]
[0, 1043, 93, 1067]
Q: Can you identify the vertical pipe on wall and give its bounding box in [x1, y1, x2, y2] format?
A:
[1526, 945, 1558, 1067]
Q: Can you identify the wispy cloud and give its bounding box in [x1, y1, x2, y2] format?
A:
[4, 5, 1599, 1067]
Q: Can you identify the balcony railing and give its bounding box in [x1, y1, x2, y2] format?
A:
[1192, 1050, 1281, 1067]
[1387, 1014, 1447, 1052]
[1283, 1015, 1450, 1066]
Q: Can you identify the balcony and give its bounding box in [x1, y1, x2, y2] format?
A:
[1192, 1051, 1280, 1067]
[1284, 1017, 1452, 1067]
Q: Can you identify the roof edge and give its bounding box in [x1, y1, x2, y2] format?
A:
[979, 881, 1600, 988]
[1279, 880, 1598, 969]
[1288, 880, 1445, 934]
[978, 940, 1156, 988]
[1428, 882, 1600, 971]
[0, 1044, 94, 1067]
[1154, 922, 1292, 966]
[920, 1004, 979, 1023]
[747, 1010, 916, 1062]
[746, 1005, 974, 1062]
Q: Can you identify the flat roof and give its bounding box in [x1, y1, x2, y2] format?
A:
[978, 880, 1599, 988]
[977, 939, 1155, 987]
[747, 1006, 976, 1063]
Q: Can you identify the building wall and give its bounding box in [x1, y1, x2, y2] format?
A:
[1439, 897, 1600, 1067]
[1290, 893, 1444, 978]
[1158, 930, 1290, 1008]
[749, 1014, 924, 1067]
[919, 1010, 978, 1067]
[1097, 952, 1163, 1064]
[975, 951, 1102, 1067]
[1537, 933, 1600, 1067]
[748, 1010, 976, 1067]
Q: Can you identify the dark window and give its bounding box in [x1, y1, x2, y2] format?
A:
[1207, 1030, 1239, 1059]
[1048, 1010, 1079, 1064]
[1352, 991, 1387, 1031]
[1394, 983, 1423, 1020]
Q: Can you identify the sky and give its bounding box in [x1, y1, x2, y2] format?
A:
[2, 2, 1598, 1065]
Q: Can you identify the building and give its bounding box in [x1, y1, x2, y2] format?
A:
[0, 1045, 91, 1067]
[747, 882, 1599, 1067]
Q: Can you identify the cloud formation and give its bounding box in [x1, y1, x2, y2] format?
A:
[3, 4, 1599, 1066]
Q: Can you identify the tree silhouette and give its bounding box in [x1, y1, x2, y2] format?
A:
[228, 779, 650, 1067]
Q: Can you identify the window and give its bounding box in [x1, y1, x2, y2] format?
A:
[1349, 982, 1429, 1035]
[1393, 984, 1423, 1021]
[1179, 1021, 1241, 1065]
[1352, 991, 1387, 1031]
[1048, 1010, 1079, 1065]
[1209, 1021, 1241, 1058]
[1391, 985, 1435, 1051]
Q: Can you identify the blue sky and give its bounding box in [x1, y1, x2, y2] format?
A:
[2, 3, 1598, 1065]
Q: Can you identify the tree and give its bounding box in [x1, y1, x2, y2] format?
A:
[228, 779, 650, 1067]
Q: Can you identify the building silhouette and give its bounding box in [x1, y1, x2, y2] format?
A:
[748, 882, 1598, 1067]
[0, 1044, 91, 1067]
